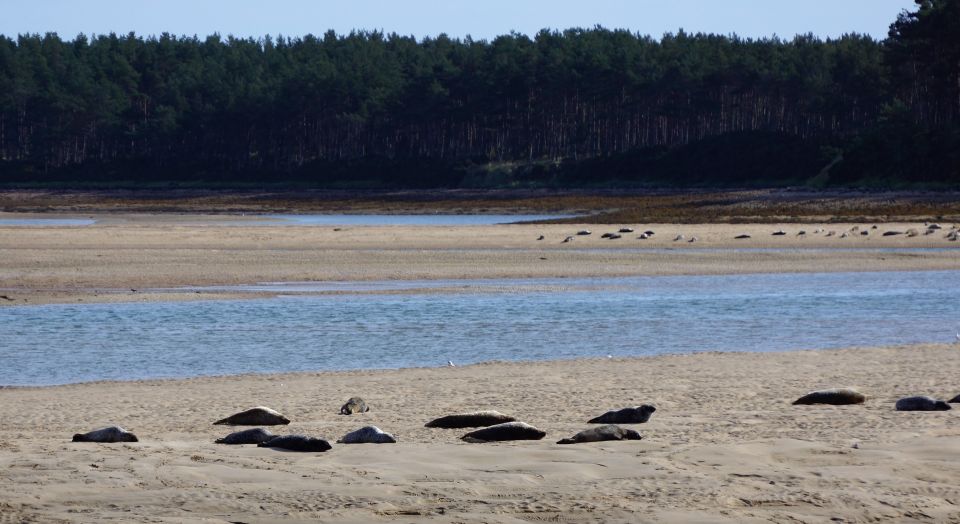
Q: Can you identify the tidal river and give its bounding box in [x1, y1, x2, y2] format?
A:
[1, 270, 957, 385]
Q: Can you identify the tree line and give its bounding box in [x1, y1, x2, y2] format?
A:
[0, 0, 957, 188]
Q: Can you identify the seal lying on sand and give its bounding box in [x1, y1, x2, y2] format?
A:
[257, 435, 332, 452]
[340, 397, 370, 415]
[425, 410, 516, 428]
[949, 394, 960, 403]
[215, 428, 276, 444]
[462, 422, 546, 443]
[588, 405, 656, 424]
[72, 426, 138, 443]
[557, 425, 642, 444]
[895, 396, 951, 411]
[337, 426, 397, 444]
[213, 406, 290, 426]
[792, 388, 866, 405]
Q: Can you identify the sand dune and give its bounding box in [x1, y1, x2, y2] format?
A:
[1, 344, 959, 522]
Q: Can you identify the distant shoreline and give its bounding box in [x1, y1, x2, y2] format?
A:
[2, 188, 960, 223]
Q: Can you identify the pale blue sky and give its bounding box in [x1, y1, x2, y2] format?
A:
[3, 0, 916, 41]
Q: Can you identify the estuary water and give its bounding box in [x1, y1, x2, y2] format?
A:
[262, 214, 574, 225]
[1, 270, 957, 386]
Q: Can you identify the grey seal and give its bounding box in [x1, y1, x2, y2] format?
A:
[735, 234, 751, 239]
[461, 422, 546, 443]
[577, 230, 592, 236]
[792, 388, 866, 405]
[895, 396, 951, 411]
[337, 426, 397, 444]
[949, 394, 960, 403]
[772, 230, 786, 236]
[882, 231, 903, 236]
[425, 410, 516, 429]
[557, 425, 642, 444]
[72, 426, 138, 443]
[588, 405, 656, 424]
[340, 397, 370, 415]
[213, 406, 290, 426]
[601, 232, 614, 238]
[257, 435, 332, 452]
[618, 228, 634, 233]
[215, 428, 276, 445]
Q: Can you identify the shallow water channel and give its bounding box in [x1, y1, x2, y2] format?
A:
[2, 270, 957, 385]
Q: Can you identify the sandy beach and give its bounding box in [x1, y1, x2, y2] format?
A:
[2, 212, 959, 522]
[1, 214, 958, 305]
[0, 344, 958, 523]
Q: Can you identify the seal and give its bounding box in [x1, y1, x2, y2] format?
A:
[588, 405, 656, 424]
[557, 425, 642, 444]
[577, 230, 592, 236]
[72, 426, 138, 443]
[337, 426, 397, 444]
[425, 410, 516, 429]
[215, 427, 276, 445]
[735, 234, 751, 239]
[895, 396, 951, 411]
[772, 230, 786, 236]
[618, 228, 634, 233]
[213, 406, 290, 426]
[461, 422, 546, 443]
[949, 394, 960, 403]
[340, 397, 370, 415]
[257, 435, 332, 452]
[792, 388, 865, 405]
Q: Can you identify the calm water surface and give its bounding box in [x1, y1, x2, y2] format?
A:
[2, 270, 957, 386]
[263, 214, 574, 225]
[0, 218, 96, 226]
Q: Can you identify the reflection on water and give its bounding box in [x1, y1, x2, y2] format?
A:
[2, 270, 957, 385]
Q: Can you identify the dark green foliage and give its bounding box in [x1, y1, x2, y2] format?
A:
[0, 0, 957, 188]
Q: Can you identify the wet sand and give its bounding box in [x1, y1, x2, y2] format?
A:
[1, 344, 958, 523]
[1, 214, 958, 305]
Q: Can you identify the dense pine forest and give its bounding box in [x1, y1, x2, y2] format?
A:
[0, 0, 957, 188]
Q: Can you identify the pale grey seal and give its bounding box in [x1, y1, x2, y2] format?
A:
[215, 428, 276, 445]
[461, 422, 546, 442]
[895, 396, 951, 411]
[557, 425, 642, 444]
[792, 388, 866, 405]
[340, 397, 370, 415]
[213, 406, 290, 426]
[588, 405, 656, 424]
[337, 426, 397, 444]
[257, 435, 332, 452]
[72, 426, 138, 443]
[425, 410, 516, 429]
